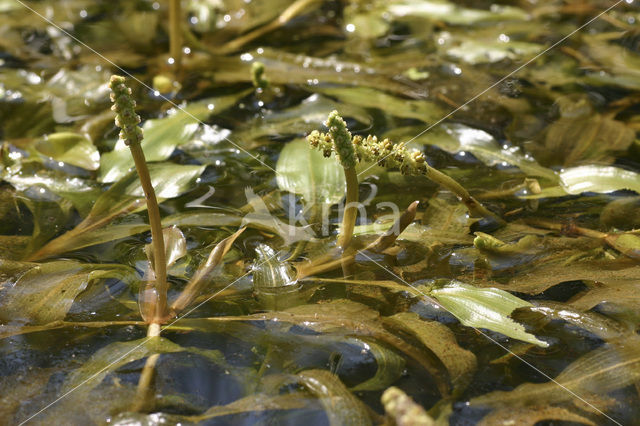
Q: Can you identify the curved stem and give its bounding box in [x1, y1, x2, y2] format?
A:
[426, 166, 504, 224]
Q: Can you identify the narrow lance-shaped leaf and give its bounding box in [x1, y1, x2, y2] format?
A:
[27, 163, 205, 260]
[170, 227, 245, 315]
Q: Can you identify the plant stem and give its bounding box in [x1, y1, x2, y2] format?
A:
[338, 167, 359, 249]
[110, 75, 168, 320]
[169, 0, 182, 71]
[426, 166, 503, 224]
[131, 323, 161, 412]
[130, 142, 168, 318]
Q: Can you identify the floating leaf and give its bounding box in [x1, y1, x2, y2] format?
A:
[276, 138, 345, 206]
[425, 281, 549, 347]
[520, 165, 640, 199]
[296, 369, 372, 426]
[0, 260, 132, 324]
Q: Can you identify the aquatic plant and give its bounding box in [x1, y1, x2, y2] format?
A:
[110, 75, 168, 321]
[308, 111, 501, 223]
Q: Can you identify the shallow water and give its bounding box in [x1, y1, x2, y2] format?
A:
[1, 0, 640, 425]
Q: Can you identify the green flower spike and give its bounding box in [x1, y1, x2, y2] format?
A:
[109, 75, 168, 322]
[308, 111, 359, 253]
[109, 75, 143, 146]
[308, 112, 502, 224]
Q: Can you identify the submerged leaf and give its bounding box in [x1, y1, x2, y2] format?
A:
[529, 97, 635, 167]
[386, 312, 477, 392]
[276, 138, 345, 205]
[560, 165, 640, 195]
[0, 260, 132, 324]
[318, 87, 444, 123]
[446, 39, 541, 65]
[144, 226, 187, 273]
[350, 338, 406, 392]
[386, 124, 557, 181]
[27, 163, 204, 260]
[425, 281, 548, 347]
[63, 337, 184, 392]
[33, 132, 100, 170]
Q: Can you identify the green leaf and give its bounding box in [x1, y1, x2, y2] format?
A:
[232, 94, 372, 142]
[34, 132, 100, 170]
[425, 281, 548, 347]
[99, 93, 246, 183]
[318, 86, 444, 123]
[145, 226, 187, 272]
[276, 138, 345, 206]
[520, 166, 640, 199]
[0, 260, 132, 324]
[28, 163, 204, 260]
[560, 165, 640, 195]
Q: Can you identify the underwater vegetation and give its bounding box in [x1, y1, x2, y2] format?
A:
[1, 0, 640, 424]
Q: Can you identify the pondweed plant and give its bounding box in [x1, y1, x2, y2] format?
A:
[308, 111, 502, 225]
[110, 75, 169, 322]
